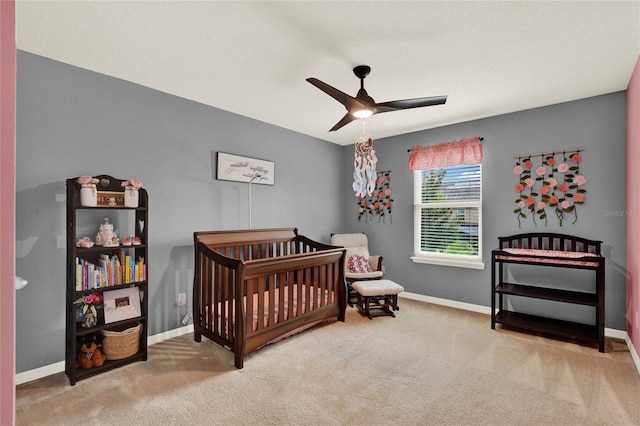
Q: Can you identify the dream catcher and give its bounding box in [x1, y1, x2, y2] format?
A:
[353, 120, 377, 197]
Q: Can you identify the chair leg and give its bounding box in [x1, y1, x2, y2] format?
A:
[364, 296, 372, 319]
[346, 281, 356, 307]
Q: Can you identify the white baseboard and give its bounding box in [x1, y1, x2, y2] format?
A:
[16, 296, 640, 384]
[626, 333, 640, 376]
[15, 324, 194, 386]
[147, 323, 194, 346]
[15, 361, 66, 386]
[400, 291, 493, 315]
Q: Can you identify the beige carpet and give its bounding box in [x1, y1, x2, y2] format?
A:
[16, 298, 640, 425]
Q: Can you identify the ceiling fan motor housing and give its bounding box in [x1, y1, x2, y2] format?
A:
[353, 65, 371, 79]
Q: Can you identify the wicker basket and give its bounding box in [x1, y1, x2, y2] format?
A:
[101, 323, 142, 360]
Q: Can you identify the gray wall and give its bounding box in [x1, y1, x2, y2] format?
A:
[16, 50, 627, 373]
[342, 92, 627, 330]
[15, 52, 344, 373]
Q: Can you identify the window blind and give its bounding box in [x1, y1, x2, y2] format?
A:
[414, 164, 482, 257]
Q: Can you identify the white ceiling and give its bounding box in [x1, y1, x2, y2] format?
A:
[16, 1, 640, 146]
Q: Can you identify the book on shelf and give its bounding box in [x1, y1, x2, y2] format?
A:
[76, 249, 146, 291]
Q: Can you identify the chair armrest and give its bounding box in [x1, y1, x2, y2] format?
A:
[369, 255, 383, 272]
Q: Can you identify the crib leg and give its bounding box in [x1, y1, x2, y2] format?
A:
[235, 353, 244, 369]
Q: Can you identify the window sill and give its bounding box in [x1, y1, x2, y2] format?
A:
[410, 256, 485, 270]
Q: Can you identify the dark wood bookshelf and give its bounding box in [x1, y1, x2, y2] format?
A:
[65, 175, 149, 385]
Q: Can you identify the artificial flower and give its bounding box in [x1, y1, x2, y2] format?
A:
[523, 160, 533, 168]
[557, 163, 569, 173]
[73, 292, 103, 325]
[558, 183, 569, 192]
[562, 200, 571, 209]
[514, 183, 525, 192]
[549, 196, 559, 205]
[77, 175, 99, 186]
[540, 185, 550, 195]
[524, 178, 535, 188]
[574, 175, 587, 186]
[513, 165, 524, 174]
[122, 179, 143, 189]
[537, 201, 546, 209]
[571, 154, 582, 163]
[535, 166, 547, 176]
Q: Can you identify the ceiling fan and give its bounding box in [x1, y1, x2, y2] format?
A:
[306, 65, 447, 132]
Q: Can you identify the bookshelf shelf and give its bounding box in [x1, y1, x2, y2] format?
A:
[65, 175, 149, 385]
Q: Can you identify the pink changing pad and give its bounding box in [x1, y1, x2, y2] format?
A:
[495, 248, 601, 267]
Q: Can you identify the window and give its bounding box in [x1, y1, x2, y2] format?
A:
[412, 164, 484, 269]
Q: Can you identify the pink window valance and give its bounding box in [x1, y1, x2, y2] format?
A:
[408, 136, 483, 170]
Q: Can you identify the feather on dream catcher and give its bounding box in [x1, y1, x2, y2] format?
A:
[353, 123, 377, 198]
[352, 121, 393, 223]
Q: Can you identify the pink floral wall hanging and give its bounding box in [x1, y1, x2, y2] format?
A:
[513, 149, 586, 227]
[357, 170, 393, 223]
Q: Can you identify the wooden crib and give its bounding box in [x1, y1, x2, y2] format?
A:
[193, 228, 347, 368]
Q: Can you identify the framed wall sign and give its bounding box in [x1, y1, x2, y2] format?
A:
[216, 152, 275, 185]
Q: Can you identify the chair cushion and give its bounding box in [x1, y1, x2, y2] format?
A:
[331, 233, 369, 248]
[348, 254, 370, 273]
[345, 270, 384, 280]
[352, 279, 404, 296]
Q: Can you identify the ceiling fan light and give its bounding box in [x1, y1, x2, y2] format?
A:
[352, 109, 373, 119]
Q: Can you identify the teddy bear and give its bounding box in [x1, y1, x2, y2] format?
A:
[76, 334, 107, 369]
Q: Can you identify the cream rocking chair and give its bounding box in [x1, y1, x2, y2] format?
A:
[330, 233, 384, 305]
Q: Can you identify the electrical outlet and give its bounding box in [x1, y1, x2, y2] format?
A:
[178, 292, 187, 306]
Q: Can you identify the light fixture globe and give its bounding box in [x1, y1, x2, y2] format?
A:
[353, 109, 373, 119]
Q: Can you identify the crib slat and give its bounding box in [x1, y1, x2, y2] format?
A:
[257, 276, 265, 331]
[245, 278, 254, 334]
[280, 271, 296, 318]
[321, 264, 328, 306]
[267, 274, 276, 328]
[277, 272, 286, 322]
[220, 262, 226, 337]
[296, 268, 303, 318]
[307, 266, 314, 314]
[203, 252, 211, 332]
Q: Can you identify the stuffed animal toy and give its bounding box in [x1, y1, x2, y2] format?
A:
[76, 334, 107, 369]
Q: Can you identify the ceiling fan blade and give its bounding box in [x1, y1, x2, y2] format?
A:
[374, 95, 447, 113]
[329, 113, 358, 132]
[306, 78, 371, 111]
[306, 78, 354, 107]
